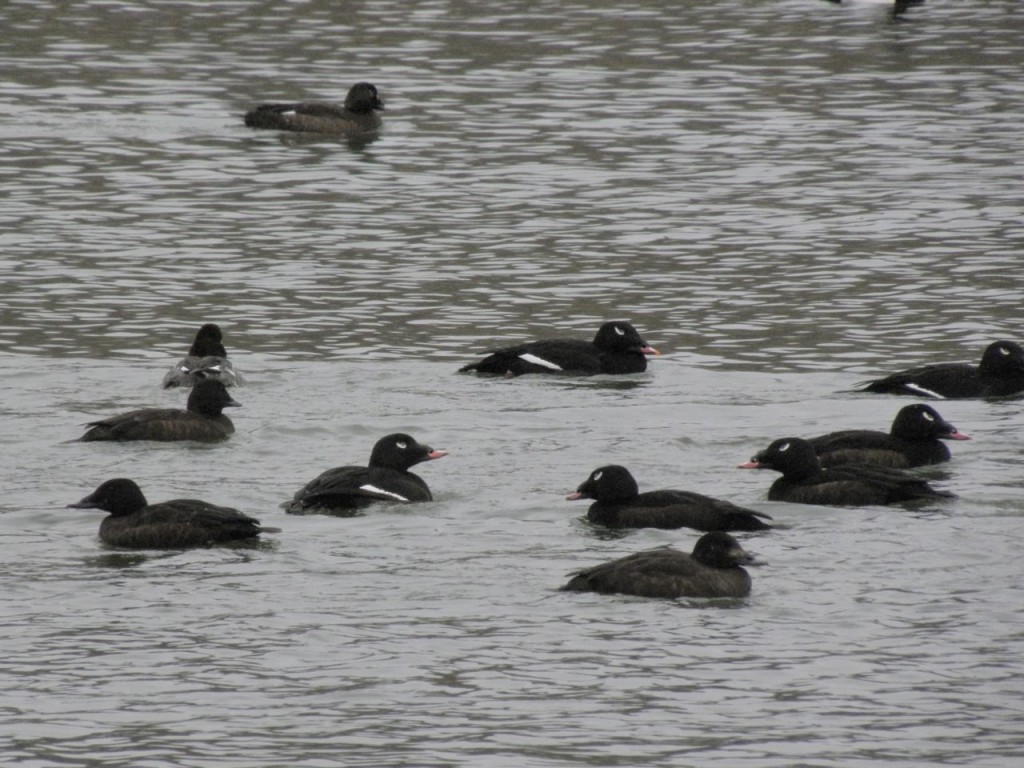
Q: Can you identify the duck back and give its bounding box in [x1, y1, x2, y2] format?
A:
[562, 533, 757, 599]
[808, 430, 951, 468]
[100, 499, 265, 548]
[859, 341, 1024, 398]
[587, 490, 772, 532]
[80, 409, 235, 442]
[285, 466, 432, 515]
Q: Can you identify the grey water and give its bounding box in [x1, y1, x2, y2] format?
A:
[2, 1, 1023, 766]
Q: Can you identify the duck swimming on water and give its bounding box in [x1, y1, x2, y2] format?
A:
[80, 378, 240, 442]
[804, 403, 969, 468]
[562, 532, 761, 599]
[460, 321, 659, 376]
[285, 433, 448, 515]
[244, 82, 384, 135]
[68, 478, 276, 549]
[738, 437, 954, 506]
[162, 323, 243, 389]
[857, 341, 1024, 399]
[567, 464, 772, 532]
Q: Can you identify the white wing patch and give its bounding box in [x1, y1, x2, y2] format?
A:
[519, 353, 562, 371]
[904, 383, 946, 399]
[359, 484, 409, 502]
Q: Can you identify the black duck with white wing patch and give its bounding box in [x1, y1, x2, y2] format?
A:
[858, 340, 1024, 399]
[460, 321, 659, 376]
[285, 433, 447, 515]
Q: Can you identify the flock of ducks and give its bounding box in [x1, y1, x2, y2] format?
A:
[69, 320, 1024, 601]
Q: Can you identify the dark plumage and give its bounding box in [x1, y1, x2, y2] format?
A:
[561, 532, 760, 599]
[567, 465, 772, 532]
[244, 82, 384, 134]
[738, 437, 953, 507]
[79, 378, 240, 442]
[459, 321, 660, 376]
[285, 433, 447, 515]
[162, 323, 243, 389]
[807, 403, 970, 468]
[67, 478, 274, 549]
[824, 0, 925, 15]
[858, 341, 1024, 399]
[893, 0, 926, 15]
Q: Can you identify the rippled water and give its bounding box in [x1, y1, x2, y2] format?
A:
[2, 1, 1024, 766]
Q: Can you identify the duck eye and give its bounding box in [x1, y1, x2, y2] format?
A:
[1000, 346, 1010, 356]
[779, 442, 790, 453]
[614, 326, 625, 336]
[922, 412, 934, 422]
[396, 441, 407, 449]
[593, 470, 603, 481]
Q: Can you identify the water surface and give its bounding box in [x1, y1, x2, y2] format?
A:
[2, 1, 1023, 766]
